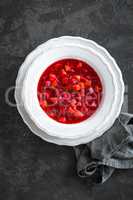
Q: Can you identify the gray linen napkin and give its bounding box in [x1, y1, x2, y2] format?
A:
[74, 85, 133, 184]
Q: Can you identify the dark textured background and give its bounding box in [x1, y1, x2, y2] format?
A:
[0, 0, 133, 199]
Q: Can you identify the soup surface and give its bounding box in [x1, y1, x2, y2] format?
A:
[37, 59, 103, 124]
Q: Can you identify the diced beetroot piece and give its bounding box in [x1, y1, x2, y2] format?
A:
[67, 106, 75, 114]
[49, 74, 57, 82]
[62, 92, 71, 100]
[60, 69, 67, 77]
[79, 82, 85, 89]
[62, 77, 68, 84]
[64, 64, 71, 72]
[58, 116, 66, 123]
[80, 76, 91, 87]
[95, 85, 101, 93]
[73, 84, 81, 91]
[71, 99, 77, 105]
[40, 100, 48, 108]
[62, 92, 68, 99]
[49, 97, 58, 104]
[90, 101, 97, 108]
[74, 109, 84, 118]
[68, 106, 84, 118]
[70, 99, 77, 109]
[51, 80, 57, 87]
[71, 78, 78, 84]
[45, 80, 51, 87]
[70, 68, 75, 72]
[85, 80, 92, 87]
[89, 87, 94, 94]
[81, 106, 88, 114]
[73, 75, 81, 81]
[48, 112, 56, 118]
[77, 62, 83, 68]
[44, 91, 50, 99]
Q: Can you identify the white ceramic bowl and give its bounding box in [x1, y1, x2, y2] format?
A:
[15, 36, 124, 146]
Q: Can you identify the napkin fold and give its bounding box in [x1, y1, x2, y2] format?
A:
[74, 86, 133, 184]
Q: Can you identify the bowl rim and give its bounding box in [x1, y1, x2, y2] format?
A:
[15, 36, 125, 145]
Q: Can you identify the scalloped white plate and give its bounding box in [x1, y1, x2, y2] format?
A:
[15, 36, 124, 146]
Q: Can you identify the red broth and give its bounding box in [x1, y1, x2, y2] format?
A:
[37, 59, 103, 124]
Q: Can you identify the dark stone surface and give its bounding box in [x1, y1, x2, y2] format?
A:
[0, 0, 133, 199]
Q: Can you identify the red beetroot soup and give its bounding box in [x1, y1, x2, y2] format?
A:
[37, 59, 103, 124]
